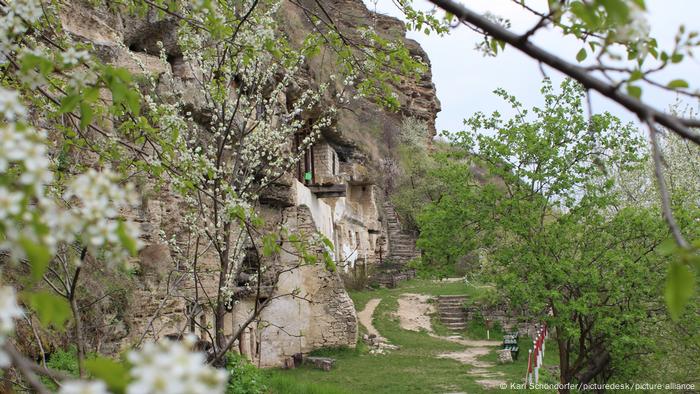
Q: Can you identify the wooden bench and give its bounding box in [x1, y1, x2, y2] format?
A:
[502, 332, 520, 360]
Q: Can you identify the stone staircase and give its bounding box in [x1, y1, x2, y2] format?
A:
[382, 201, 420, 264]
[437, 295, 469, 331]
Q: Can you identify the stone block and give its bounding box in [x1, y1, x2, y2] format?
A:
[497, 349, 513, 364]
[305, 356, 336, 372]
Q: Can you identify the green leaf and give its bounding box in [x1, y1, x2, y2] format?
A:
[629, 69, 643, 82]
[665, 261, 695, 320]
[109, 81, 128, 105]
[80, 102, 94, 130]
[116, 220, 138, 256]
[84, 87, 100, 103]
[658, 238, 678, 256]
[125, 90, 141, 115]
[626, 84, 642, 99]
[59, 94, 81, 114]
[667, 79, 689, 89]
[19, 237, 51, 280]
[570, 2, 599, 27]
[262, 233, 280, 257]
[25, 291, 71, 330]
[321, 235, 334, 251]
[599, 0, 630, 24]
[576, 48, 587, 62]
[671, 53, 684, 63]
[110, 67, 133, 83]
[85, 357, 130, 394]
[323, 251, 336, 272]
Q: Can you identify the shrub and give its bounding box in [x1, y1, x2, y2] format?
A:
[45, 346, 81, 376]
[226, 353, 267, 394]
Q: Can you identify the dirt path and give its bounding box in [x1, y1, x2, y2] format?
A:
[357, 298, 383, 338]
[393, 293, 506, 390]
[396, 293, 434, 332]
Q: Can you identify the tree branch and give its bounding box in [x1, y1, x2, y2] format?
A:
[427, 0, 700, 146]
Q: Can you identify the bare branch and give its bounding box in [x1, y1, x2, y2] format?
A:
[646, 118, 690, 249]
[427, 0, 700, 146]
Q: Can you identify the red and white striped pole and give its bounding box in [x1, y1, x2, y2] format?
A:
[533, 338, 539, 384]
[527, 349, 533, 385]
[542, 324, 547, 356]
[537, 330, 543, 367]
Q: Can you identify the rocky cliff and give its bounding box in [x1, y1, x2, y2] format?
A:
[51, 0, 439, 367]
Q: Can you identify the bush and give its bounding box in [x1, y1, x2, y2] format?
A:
[226, 353, 267, 394]
[45, 346, 81, 376]
[464, 311, 504, 340]
[40, 346, 82, 390]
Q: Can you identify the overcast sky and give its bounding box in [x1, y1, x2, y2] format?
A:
[363, 0, 700, 136]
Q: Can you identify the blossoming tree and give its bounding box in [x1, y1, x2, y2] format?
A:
[1, 0, 426, 391]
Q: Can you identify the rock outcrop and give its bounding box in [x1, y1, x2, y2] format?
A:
[56, 0, 439, 367]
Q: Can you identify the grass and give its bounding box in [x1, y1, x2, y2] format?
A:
[265, 279, 560, 393]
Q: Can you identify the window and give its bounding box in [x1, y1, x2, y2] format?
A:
[332, 153, 336, 175]
[294, 132, 315, 184]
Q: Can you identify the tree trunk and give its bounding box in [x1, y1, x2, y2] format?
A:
[575, 349, 611, 385]
[554, 320, 573, 394]
[215, 223, 232, 350]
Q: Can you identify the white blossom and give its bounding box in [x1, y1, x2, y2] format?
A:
[0, 187, 23, 219]
[126, 339, 227, 394]
[0, 286, 23, 367]
[62, 47, 90, 66]
[0, 88, 27, 121]
[10, 0, 43, 23]
[58, 380, 110, 394]
[615, 3, 650, 43]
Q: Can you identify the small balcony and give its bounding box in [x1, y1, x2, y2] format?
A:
[307, 183, 347, 198]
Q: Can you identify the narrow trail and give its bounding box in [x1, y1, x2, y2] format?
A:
[394, 293, 506, 390]
[357, 298, 383, 339]
[355, 294, 507, 390]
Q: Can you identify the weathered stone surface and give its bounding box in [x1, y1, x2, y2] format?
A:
[57, 0, 438, 367]
[305, 356, 336, 372]
[137, 244, 172, 278]
[497, 349, 514, 364]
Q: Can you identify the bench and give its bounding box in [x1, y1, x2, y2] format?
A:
[502, 333, 519, 360]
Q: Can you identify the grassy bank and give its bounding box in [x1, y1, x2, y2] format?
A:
[264, 279, 559, 393]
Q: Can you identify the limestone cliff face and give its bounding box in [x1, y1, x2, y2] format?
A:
[56, 0, 438, 367]
[282, 0, 441, 168]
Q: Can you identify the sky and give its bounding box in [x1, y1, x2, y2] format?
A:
[363, 0, 700, 136]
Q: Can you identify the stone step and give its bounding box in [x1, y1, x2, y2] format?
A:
[438, 303, 466, 308]
[438, 297, 467, 301]
[438, 295, 470, 300]
[438, 309, 465, 314]
[440, 317, 467, 323]
[439, 311, 465, 318]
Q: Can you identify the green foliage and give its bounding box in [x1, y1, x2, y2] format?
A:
[226, 353, 267, 394]
[19, 236, 52, 280]
[666, 261, 695, 320]
[463, 311, 504, 341]
[269, 279, 544, 393]
[264, 372, 350, 394]
[45, 346, 81, 377]
[403, 79, 698, 385]
[85, 357, 130, 394]
[24, 291, 71, 331]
